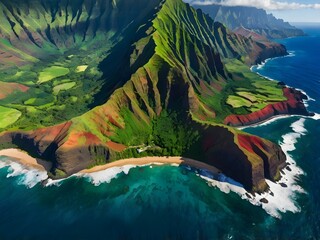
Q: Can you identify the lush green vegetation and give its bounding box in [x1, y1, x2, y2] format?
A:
[152, 111, 200, 156]
[0, 46, 108, 130]
[53, 82, 76, 95]
[226, 85, 286, 112]
[0, 0, 288, 162]
[0, 106, 21, 129]
[110, 108, 152, 146]
[0, 0, 287, 135]
[38, 66, 70, 84]
[195, 59, 286, 121]
[227, 95, 252, 108]
[75, 65, 88, 73]
[110, 109, 201, 158]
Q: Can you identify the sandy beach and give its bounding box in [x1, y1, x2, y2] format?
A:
[80, 156, 221, 175]
[0, 148, 52, 171]
[0, 148, 220, 175]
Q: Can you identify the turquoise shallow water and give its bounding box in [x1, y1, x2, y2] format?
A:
[0, 26, 319, 239]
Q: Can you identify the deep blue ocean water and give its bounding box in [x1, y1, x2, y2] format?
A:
[0, 26, 319, 239]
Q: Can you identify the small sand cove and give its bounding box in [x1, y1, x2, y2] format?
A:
[81, 156, 221, 175]
[0, 148, 52, 172]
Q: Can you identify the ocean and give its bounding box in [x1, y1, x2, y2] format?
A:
[0, 26, 319, 239]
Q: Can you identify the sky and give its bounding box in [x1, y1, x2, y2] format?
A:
[186, 0, 320, 23]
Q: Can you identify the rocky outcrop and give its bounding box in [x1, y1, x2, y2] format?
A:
[253, 43, 288, 65]
[224, 87, 312, 127]
[233, 26, 288, 64]
[201, 126, 286, 192]
[0, 122, 111, 177]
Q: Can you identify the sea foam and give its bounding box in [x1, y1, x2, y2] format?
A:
[0, 157, 48, 188]
[79, 165, 137, 186]
[239, 115, 294, 130]
[311, 113, 320, 120]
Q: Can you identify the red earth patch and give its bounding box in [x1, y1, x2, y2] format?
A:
[106, 141, 126, 152]
[0, 81, 29, 99]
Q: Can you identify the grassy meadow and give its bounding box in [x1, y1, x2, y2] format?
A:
[0, 106, 21, 129]
[0, 47, 107, 130]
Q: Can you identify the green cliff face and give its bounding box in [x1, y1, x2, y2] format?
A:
[0, 0, 294, 191]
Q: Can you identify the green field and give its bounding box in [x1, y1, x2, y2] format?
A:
[253, 81, 286, 101]
[236, 92, 258, 102]
[221, 59, 286, 113]
[24, 98, 37, 105]
[0, 106, 21, 128]
[53, 82, 76, 95]
[76, 65, 88, 72]
[38, 66, 70, 84]
[227, 95, 252, 108]
[53, 78, 71, 86]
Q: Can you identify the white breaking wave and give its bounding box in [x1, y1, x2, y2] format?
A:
[0, 157, 48, 188]
[311, 113, 320, 120]
[290, 118, 307, 135]
[76, 163, 180, 186]
[78, 165, 138, 186]
[239, 115, 295, 130]
[251, 51, 296, 71]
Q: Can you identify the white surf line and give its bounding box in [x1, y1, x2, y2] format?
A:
[238, 115, 296, 130]
[0, 156, 48, 188]
[239, 111, 320, 130]
[75, 162, 178, 186]
[77, 165, 138, 186]
[250, 51, 296, 71]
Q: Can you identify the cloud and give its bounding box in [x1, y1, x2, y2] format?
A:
[186, 0, 320, 10]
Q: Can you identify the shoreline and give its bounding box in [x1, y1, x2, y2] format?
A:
[80, 156, 221, 175]
[0, 148, 52, 172]
[250, 50, 295, 73]
[0, 148, 221, 176]
[238, 114, 297, 129]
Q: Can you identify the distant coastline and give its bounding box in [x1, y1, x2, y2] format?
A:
[290, 22, 320, 27]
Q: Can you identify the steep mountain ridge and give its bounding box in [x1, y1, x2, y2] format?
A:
[191, 3, 305, 39]
[0, 0, 163, 65]
[0, 0, 308, 192]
